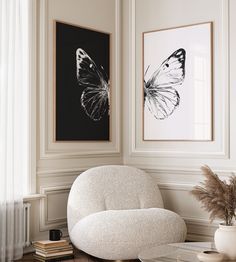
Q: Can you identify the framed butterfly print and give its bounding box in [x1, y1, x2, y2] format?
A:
[54, 21, 110, 141]
[143, 22, 213, 141]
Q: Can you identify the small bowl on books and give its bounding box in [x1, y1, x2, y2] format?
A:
[197, 251, 224, 262]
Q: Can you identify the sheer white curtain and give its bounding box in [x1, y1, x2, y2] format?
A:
[0, 0, 30, 260]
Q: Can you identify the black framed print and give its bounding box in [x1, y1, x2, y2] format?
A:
[54, 21, 110, 141]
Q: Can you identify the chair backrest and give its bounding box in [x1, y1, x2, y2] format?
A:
[67, 165, 164, 232]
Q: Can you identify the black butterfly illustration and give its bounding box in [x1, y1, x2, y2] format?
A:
[144, 48, 186, 120]
[76, 48, 109, 121]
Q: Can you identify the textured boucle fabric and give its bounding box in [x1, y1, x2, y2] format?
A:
[67, 165, 186, 260]
[70, 208, 187, 260]
[67, 165, 164, 232]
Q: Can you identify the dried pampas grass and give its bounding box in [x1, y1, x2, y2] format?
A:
[191, 166, 236, 226]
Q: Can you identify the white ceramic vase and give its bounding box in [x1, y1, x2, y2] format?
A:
[214, 224, 236, 260]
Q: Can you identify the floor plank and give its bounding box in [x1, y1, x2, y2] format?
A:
[18, 249, 104, 262]
[18, 249, 139, 262]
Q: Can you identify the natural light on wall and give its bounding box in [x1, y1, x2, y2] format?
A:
[0, 0, 33, 260]
[194, 53, 211, 140]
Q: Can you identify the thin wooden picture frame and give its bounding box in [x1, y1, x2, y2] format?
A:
[142, 22, 213, 141]
[53, 20, 112, 142]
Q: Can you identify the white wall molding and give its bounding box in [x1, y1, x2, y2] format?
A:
[158, 183, 194, 192]
[218, 0, 230, 159]
[39, 0, 121, 160]
[39, 151, 122, 160]
[39, 0, 49, 160]
[127, 0, 230, 160]
[128, 0, 136, 160]
[28, 0, 37, 194]
[23, 194, 46, 202]
[140, 166, 236, 184]
[184, 217, 217, 241]
[37, 167, 86, 178]
[37, 166, 214, 190]
[39, 185, 71, 231]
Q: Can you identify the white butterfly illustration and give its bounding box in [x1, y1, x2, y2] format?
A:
[76, 48, 109, 121]
[144, 48, 186, 120]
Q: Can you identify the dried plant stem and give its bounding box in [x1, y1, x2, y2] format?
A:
[191, 166, 236, 226]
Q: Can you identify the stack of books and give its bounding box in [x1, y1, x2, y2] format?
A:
[33, 240, 74, 261]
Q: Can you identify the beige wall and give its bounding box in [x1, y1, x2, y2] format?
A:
[122, 0, 236, 241]
[29, 0, 236, 242]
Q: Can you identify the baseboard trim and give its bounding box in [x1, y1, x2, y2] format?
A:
[184, 217, 218, 242]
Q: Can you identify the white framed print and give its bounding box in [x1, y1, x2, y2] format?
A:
[143, 22, 213, 141]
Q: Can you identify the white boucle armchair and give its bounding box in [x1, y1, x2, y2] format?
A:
[67, 165, 187, 260]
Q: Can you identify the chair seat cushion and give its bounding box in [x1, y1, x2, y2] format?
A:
[69, 208, 187, 260]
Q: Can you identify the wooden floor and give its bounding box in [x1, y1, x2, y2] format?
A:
[18, 249, 139, 262]
[18, 249, 104, 262]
